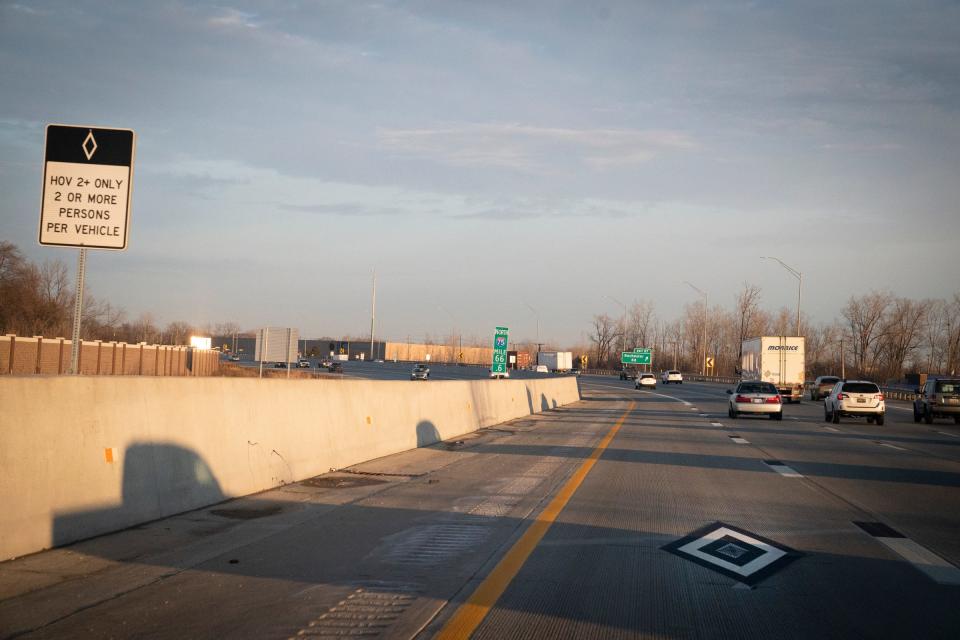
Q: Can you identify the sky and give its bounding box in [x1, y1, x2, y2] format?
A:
[2, 1, 959, 346]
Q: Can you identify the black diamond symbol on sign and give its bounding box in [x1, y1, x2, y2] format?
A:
[661, 522, 801, 585]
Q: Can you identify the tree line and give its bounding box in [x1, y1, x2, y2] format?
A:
[1, 242, 242, 346]
[585, 284, 960, 381]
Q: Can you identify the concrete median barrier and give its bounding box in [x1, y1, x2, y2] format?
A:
[0, 376, 579, 561]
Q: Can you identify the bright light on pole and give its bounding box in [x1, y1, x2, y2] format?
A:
[761, 256, 802, 336]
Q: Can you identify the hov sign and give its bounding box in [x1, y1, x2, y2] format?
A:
[39, 124, 136, 250]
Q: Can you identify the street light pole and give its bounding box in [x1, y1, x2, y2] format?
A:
[761, 256, 802, 336]
[607, 295, 627, 359]
[684, 281, 708, 376]
[369, 268, 377, 361]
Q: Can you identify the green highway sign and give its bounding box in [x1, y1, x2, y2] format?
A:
[634, 348, 651, 354]
[491, 326, 509, 374]
[621, 349, 652, 365]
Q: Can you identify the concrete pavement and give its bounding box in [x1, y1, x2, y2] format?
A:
[2, 377, 958, 638]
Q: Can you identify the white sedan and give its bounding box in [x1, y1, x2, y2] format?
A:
[635, 373, 657, 390]
[727, 381, 783, 420]
[662, 370, 683, 384]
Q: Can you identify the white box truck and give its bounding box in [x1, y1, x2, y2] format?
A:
[740, 336, 806, 403]
[537, 351, 573, 372]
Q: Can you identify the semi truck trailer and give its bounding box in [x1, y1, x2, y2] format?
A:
[740, 336, 806, 403]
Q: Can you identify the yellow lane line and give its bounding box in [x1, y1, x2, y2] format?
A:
[437, 401, 636, 639]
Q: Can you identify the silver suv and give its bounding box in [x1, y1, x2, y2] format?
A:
[913, 378, 960, 424]
[824, 380, 885, 425]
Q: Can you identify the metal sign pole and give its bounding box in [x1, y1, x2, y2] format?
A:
[69, 248, 87, 374]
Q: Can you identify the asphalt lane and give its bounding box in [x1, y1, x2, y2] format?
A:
[229, 358, 560, 381]
[2, 376, 959, 638]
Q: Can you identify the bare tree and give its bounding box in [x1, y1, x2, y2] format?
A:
[626, 300, 656, 350]
[879, 298, 928, 380]
[735, 283, 762, 371]
[842, 292, 893, 377]
[946, 294, 960, 375]
[589, 314, 620, 369]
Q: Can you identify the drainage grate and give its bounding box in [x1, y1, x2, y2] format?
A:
[209, 505, 282, 520]
[380, 524, 490, 566]
[294, 583, 420, 638]
[302, 475, 388, 489]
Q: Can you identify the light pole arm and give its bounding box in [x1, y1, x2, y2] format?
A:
[761, 257, 803, 336]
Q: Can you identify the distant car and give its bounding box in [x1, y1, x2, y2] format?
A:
[824, 380, 885, 425]
[411, 364, 430, 380]
[327, 362, 343, 373]
[727, 381, 783, 420]
[619, 367, 638, 381]
[810, 375, 840, 400]
[320, 359, 332, 368]
[490, 369, 510, 379]
[913, 377, 960, 424]
[534, 365, 549, 373]
[635, 373, 657, 389]
[374, 359, 385, 363]
[274, 362, 286, 368]
[229, 355, 240, 362]
[662, 370, 683, 384]
[570, 368, 581, 376]
[297, 360, 311, 368]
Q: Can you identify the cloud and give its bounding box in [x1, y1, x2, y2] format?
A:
[207, 8, 260, 29]
[378, 123, 698, 172]
[279, 203, 407, 217]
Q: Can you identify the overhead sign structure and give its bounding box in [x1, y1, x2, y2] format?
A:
[39, 124, 136, 250]
[491, 327, 509, 375]
[621, 348, 652, 365]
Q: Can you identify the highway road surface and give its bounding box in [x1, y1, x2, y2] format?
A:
[2, 378, 959, 639]
[229, 358, 554, 381]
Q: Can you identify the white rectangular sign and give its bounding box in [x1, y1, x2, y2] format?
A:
[39, 124, 135, 250]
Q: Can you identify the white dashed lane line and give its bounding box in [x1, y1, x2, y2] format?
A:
[854, 521, 960, 586]
[876, 442, 908, 451]
[763, 459, 803, 478]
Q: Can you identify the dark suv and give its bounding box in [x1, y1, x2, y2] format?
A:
[913, 378, 960, 424]
[810, 375, 840, 401]
[619, 367, 638, 381]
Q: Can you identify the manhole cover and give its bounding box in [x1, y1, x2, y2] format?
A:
[209, 505, 282, 520]
[662, 522, 801, 585]
[302, 475, 388, 489]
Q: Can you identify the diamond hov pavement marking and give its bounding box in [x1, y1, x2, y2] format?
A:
[711, 422, 724, 427]
[763, 459, 803, 478]
[662, 522, 801, 586]
[729, 435, 750, 444]
[854, 522, 960, 585]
